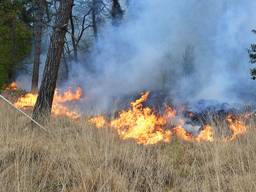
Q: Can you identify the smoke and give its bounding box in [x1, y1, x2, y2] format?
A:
[16, 0, 256, 113]
[69, 0, 256, 112]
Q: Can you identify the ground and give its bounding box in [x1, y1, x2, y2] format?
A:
[1, 91, 256, 192]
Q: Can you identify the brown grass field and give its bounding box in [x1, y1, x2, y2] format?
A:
[1, 100, 256, 192]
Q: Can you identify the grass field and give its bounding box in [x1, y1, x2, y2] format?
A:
[1, 100, 256, 192]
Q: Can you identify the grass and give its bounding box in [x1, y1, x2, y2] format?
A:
[1, 100, 256, 192]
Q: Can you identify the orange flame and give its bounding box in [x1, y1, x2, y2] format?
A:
[89, 116, 107, 128]
[14, 87, 82, 119]
[15, 93, 37, 108]
[3, 82, 17, 90]
[226, 115, 246, 141]
[54, 87, 82, 103]
[90, 92, 172, 145]
[173, 125, 214, 142]
[89, 92, 213, 145]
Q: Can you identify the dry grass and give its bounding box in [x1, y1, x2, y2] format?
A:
[1, 100, 256, 192]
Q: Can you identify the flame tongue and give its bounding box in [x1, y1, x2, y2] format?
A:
[3, 82, 17, 90]
[14, 93, 37, 108]
[174, 125, 214, 142]
[14, 87, 82, 119]
[89, 92, 216, 145]
[110, 92, 172, 145]
[226, 115, 246, 141]
[54, 87, 82, 103]
[90, 92, 172, 145]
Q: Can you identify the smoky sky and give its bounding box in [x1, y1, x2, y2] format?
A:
[20, 0, 256, 113]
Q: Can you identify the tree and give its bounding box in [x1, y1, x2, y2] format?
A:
[111, 0, 124, 24]
[0, 0, 32, 88]
[69, 5, 92, 62]
[31, 0, 46, 93]
[32, 0, 74, 122]
[249, 30, 256, 80]
[182, 45, 195, 76]
[91, 0, 98, 39]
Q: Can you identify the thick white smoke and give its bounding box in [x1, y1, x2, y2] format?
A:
[69, 0, 256, 112]
[18, 0, 256, 113]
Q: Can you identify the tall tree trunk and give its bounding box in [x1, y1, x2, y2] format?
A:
[9, 15, 17, 81]
[32, 0, 74, 123]
[31, 0, 45, 93]
[111, 0, 123, 24]
[70, 8, 78, 62]
[92, 0, 98, 39]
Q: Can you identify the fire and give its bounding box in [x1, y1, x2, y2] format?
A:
[8, 82, 248, 145]
[226, 115, 246, 141]
[90, 92, 172, 145]
[196, 125, 214, 142]
[89, 92, 250, 145]
[89, 116, 107, 128]
[14, 87, 82, 119]
[15, 93, 37, 108]
[54, 87, 82, 102]
[89, 92, 213, 145]
[173, 125, 194, 142]
[3, 82, 17, 90]
[173, 125, 214, 142]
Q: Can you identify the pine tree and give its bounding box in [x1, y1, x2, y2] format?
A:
[249, 30, 256, 80]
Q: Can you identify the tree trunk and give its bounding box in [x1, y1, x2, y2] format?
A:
[32, 0, 74, 123]
[70, 8, 78, 62]
[92, 0, 98, 39]
[9, 15, 17, 81]
[111, 0, 123, 24]
[31, 0, 45, 93]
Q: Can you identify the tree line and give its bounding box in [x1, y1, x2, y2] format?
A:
[0, 0, 124, 122]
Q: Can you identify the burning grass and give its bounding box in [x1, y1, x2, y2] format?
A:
[89, 92, 247, 145]
[14, 86, 82, 119]
[1, 99, 256, 191]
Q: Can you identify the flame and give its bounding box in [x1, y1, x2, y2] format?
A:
[90, 92, 172, 145]
[89, 116, 107, 128]
[173, 125, 194, 142]
[226, 115, 246, 141]
[89, 92, 213, 145]
[54, 87, 82, 102]
[195, 125, 214, 142]
[173, 125, 214, 142]
[3, 82, 17, 90]
[14, 87, 82, 119]
[15, 93, 37, 108]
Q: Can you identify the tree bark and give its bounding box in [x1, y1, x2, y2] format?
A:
[92, 0, 98, 39]
[69, 8, 78, 62]
[9, 14, 17, 81]
[32, 0, 74, 123]
[111, 0, 123, 24]
[31, 0, 45, 93]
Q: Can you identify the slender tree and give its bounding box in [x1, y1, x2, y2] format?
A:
[32, 0, 74, 122]
[31, 0, 45, 92]
[111, 0, 123, 24]
[249, 30, 256, 80]
[91, 0, 98, 39]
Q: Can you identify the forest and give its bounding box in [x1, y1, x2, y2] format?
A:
[1, 0, 256, 191]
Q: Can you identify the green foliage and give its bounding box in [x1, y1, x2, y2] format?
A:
[249, 30, 256, 80]
[0, 0, 32, 88]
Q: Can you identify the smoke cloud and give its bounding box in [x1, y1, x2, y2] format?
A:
[18, 0, 256, 113]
